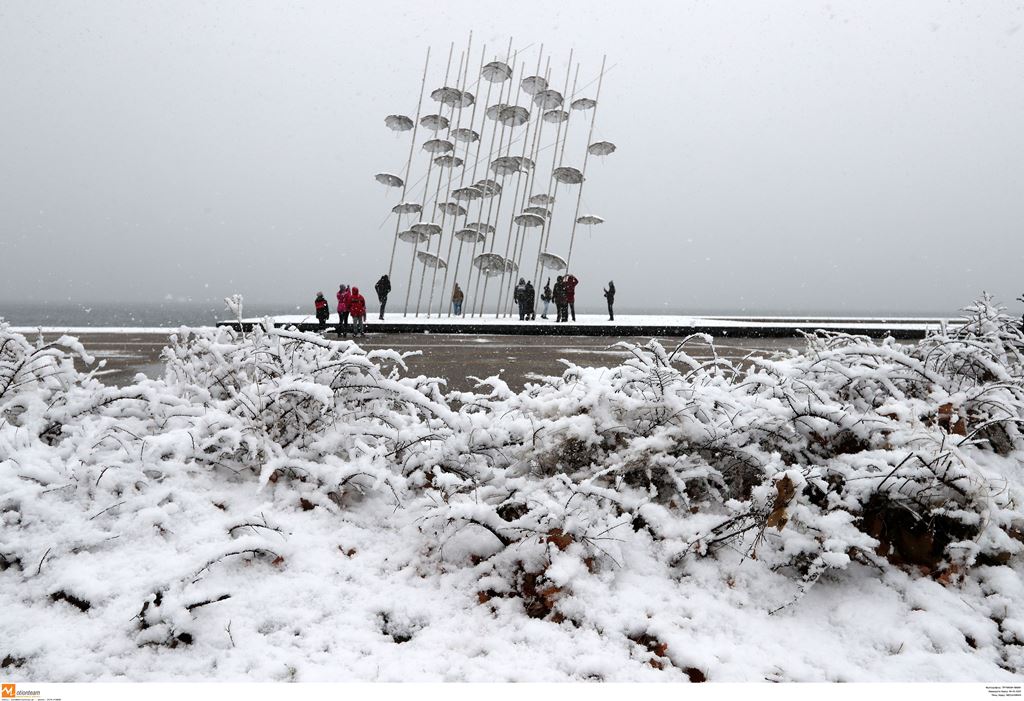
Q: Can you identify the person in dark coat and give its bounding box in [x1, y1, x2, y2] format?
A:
[524, 281, 536, 320]
[374, 275, 391, 320]
[603, 280, 616, 321]
[541, 279, 552, 319]
[564, 273, 579, 322]
[314, 292, 330, 331]
[553, 276, 568, 323]
[451, 282, 465, 316]
[514, 278, 528, 320]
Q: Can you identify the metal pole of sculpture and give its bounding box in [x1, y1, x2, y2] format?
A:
[387, 47, 431, 279]
[403, 42, 453, 316]
[564, 54, 606, 272]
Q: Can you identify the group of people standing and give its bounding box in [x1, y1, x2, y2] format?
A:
[314, 274, 392, 336]
[315, 271, 617, 332]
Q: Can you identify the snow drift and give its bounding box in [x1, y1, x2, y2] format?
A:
[1, 296, 1022, 681]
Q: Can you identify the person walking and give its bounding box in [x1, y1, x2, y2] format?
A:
[524, 281, 536, 320]
[553, 275, 568, 323]
[336, 284, 351, 336]
[349, 286, 367, 337]
[514, 278, 528, 320]
[374, 275, 391, 320]
[603, 280, 616, 321]
[452, 282, 465, 316]
[314, 292, 330, 332]
[540, 278, 552, 319]
[564, 273, 579, 322]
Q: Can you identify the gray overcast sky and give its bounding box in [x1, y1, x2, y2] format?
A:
[1, 0, 1023, 314]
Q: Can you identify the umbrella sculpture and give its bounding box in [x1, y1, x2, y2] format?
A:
[411, 222, 442, 237]
[423, 139, 454, 154]
[379, 44, 614, 317]
[398, 229, 430, 244]
[542, 109, 569, 124]
[454, 228, 486, 244]
[473, 252, 507, 276]
[437, 202, 468, 217]
[433, 155, 464, 167]
[392, 202, 422, 215]
[385, 114, 414, 131]
[375, 173, 404, 188]
[520, 75, 548, 95]
[481, 60, 512, 83]
[450, 127, 479, 143]
[417, 251, 447, 269]
[420, 114, 450, 131]
[553, 166, 585, 184]
[514, 213, 545, 228]
[587, 141, 617, 156]
[533, 89, 564, 110]
[537, 252, 567, 270]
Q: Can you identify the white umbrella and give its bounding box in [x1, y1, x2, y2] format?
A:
[537, 252, 567, 270]
[452, 186, 483, 201]
[392, 202, 422, 215]
[485, 103, 511, 120]
[542, 109, 569, 124]
[571, 97, 597, 111]
[375, 173, 404, 188]
[576, 215, 604, 225]
[423, 139, 454, 154]
[417, 251, 448, 269]
[437, 202, 467, 216]
[466, 221, 496, 234]
[475, 179, 502, 196]
[398, 229, 429, 244]
[454, 228, 486, 243]
[514, 156, 535, 171]
[533, 89, 563, 110]
[498, 105, 530, 127]
[588, 141, 617, 156]
[473, 252, 506, 276]
[529, 193, 555, 206]
[521, 75, 548, 95]
[411, 222, 442, 237]
[432, 86, 472, 107]
[553, 166, 584, 184]
[490, 156, 522, 176]
[385, 114, 414, 132]
[524, 206, 550, 218]
[514, 213, 545, 228]
[420, 114, 449, 131]
[451, 127, 479, 143]
[481, 61, 512, 83]
[433, 155, 464, 168]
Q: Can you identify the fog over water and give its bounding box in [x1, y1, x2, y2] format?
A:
[2, 1, 1023, 317]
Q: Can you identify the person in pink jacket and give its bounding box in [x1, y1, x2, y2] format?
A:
[336, 284, 351, 337]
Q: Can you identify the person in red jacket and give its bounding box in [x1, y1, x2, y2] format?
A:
[314, 292, 330, 331]
[348, 286, 367, 337]
[336, 284, 351, 337]
[564, 273, 579, 322]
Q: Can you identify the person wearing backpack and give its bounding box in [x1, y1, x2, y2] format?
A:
[514, 278, 528, 320]
[314, 292, 330, 331]
[336, 284, 351, 336]
[553, 276, 568, 323]
[451, 282, 465, 316]
[524, 281, 536, 320]
[374, 275, 391, 320]
[348, 286, 367, 337]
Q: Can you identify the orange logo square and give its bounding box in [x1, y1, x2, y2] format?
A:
[1, 684, 15, 698]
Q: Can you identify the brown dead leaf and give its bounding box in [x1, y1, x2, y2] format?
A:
[546, 528, 573, 551]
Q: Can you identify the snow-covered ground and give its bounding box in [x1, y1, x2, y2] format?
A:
[1, 299, 1021, 682]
